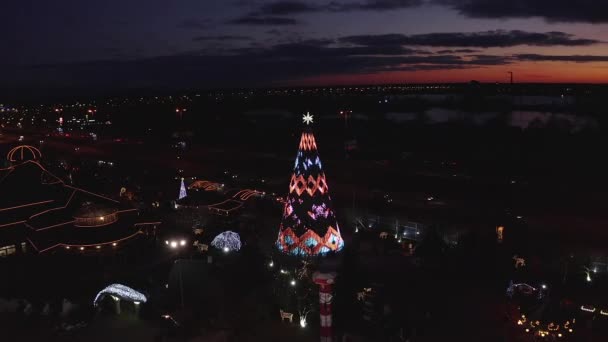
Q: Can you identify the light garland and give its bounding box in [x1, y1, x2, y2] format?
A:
[93, 284, 147, 306]
[516, 313, 575, 338]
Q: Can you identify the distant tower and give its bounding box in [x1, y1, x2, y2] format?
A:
[276, 113, 344, 256]
[178, 178, 187, 200]
[508, 71, 514, 84]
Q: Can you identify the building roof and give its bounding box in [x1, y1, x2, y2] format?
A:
[0, 155, 145, 253]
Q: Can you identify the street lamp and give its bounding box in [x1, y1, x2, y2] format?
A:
[166, 239, 187, 250]
[584, 267, 592, 282]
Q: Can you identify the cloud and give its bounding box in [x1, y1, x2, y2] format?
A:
[515, 54, 608, 62]
[258, 1, 321, 15]
[229, 15, 299, 25]
[436, 49, 480, 54]
[193, 35, 252, 41]
[254, 0, 423, 15]
[468, 54, 514, 65]
[386, 64, 471, 71]
[21, 41, 512, 88]
[344, 0, 425, 11]
[436, 0, 608, 23]
[265, 29, 284, 35]
[19, 31, 607, 92]
[177, 18, 212, 30]
[232, 38, 431, 57]
[340, 30, 600, 47]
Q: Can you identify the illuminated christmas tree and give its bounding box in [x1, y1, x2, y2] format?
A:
[276, 113, 344, 256]
[178, 178, 187, 200]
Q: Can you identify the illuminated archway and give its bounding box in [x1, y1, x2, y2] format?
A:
[93, 284, 147, 306]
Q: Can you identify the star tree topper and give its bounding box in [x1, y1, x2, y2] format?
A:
[303, 112, 314, 125]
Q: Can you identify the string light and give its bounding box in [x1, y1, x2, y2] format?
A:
[517, 315, 575, 338]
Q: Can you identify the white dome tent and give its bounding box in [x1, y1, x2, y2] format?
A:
[211, 231, 241, 252]
[93, 284, 147, 315]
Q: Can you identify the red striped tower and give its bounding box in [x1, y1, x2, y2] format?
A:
[313, 272, 336, 342]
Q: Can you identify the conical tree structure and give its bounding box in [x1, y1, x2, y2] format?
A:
[178, 178, 187, 200]
[276, 128, 344, 256]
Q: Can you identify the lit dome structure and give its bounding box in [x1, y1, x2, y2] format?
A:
[211, 231, 241, 252]
[7, 145, 41, 164]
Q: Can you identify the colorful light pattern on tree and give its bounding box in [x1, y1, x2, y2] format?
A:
[211, 231, 242, 251]
[93, 284, 147, 306]
[276, 120, 344, 256]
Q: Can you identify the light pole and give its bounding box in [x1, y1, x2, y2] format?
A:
[178, 260, 185, 309]
[166, 239, 188, 309]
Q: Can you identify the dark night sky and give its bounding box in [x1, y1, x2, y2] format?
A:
[1, 0, 607, 93]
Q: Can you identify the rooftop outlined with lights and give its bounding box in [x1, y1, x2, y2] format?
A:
[0, 145, 153, 253]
